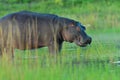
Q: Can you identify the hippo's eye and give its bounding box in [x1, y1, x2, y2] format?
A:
[69, 23, 75, 27]
[76, 27, 80, 31]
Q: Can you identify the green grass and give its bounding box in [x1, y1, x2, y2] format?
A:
[0, 1, 120, 80]
[0, 27, 119, 80]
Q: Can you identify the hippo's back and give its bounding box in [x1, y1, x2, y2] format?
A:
[0, 11, 60, 49]
[0, 11, 59, 25]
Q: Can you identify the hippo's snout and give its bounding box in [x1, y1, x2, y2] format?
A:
[85, 37, 92, 45]
[75, 36, 92, 47]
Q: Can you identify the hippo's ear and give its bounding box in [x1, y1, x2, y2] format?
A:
[77, 22, 86, 30]
[81, 25, 86, 30]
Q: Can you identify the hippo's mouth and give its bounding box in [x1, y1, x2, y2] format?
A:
[74, 36, 92, 47]
[74, 40, 88, 47]
[74, 38, 91, 47]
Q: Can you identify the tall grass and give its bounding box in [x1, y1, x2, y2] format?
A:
[0, 1, 120, 80]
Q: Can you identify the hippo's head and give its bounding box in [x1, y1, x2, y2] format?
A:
[62, 20, 92, 47]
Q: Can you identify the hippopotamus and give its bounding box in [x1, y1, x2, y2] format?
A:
[0, 11, 91, 57]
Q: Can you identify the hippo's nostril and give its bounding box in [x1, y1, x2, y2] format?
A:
[88, 37, 92, 44]
[84, 37, 92, 44]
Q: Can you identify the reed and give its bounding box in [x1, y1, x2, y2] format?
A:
[0, 1, 120, 80]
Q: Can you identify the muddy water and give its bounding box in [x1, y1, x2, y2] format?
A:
[13, 31, 120, 68]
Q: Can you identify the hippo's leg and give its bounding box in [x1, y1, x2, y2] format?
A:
[6, 48, 14, 58]
[0, 47, 14, 60]
[58, 43, 62, 52]
[0, 48, 2, 56]
[48, 42, 62, 54]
